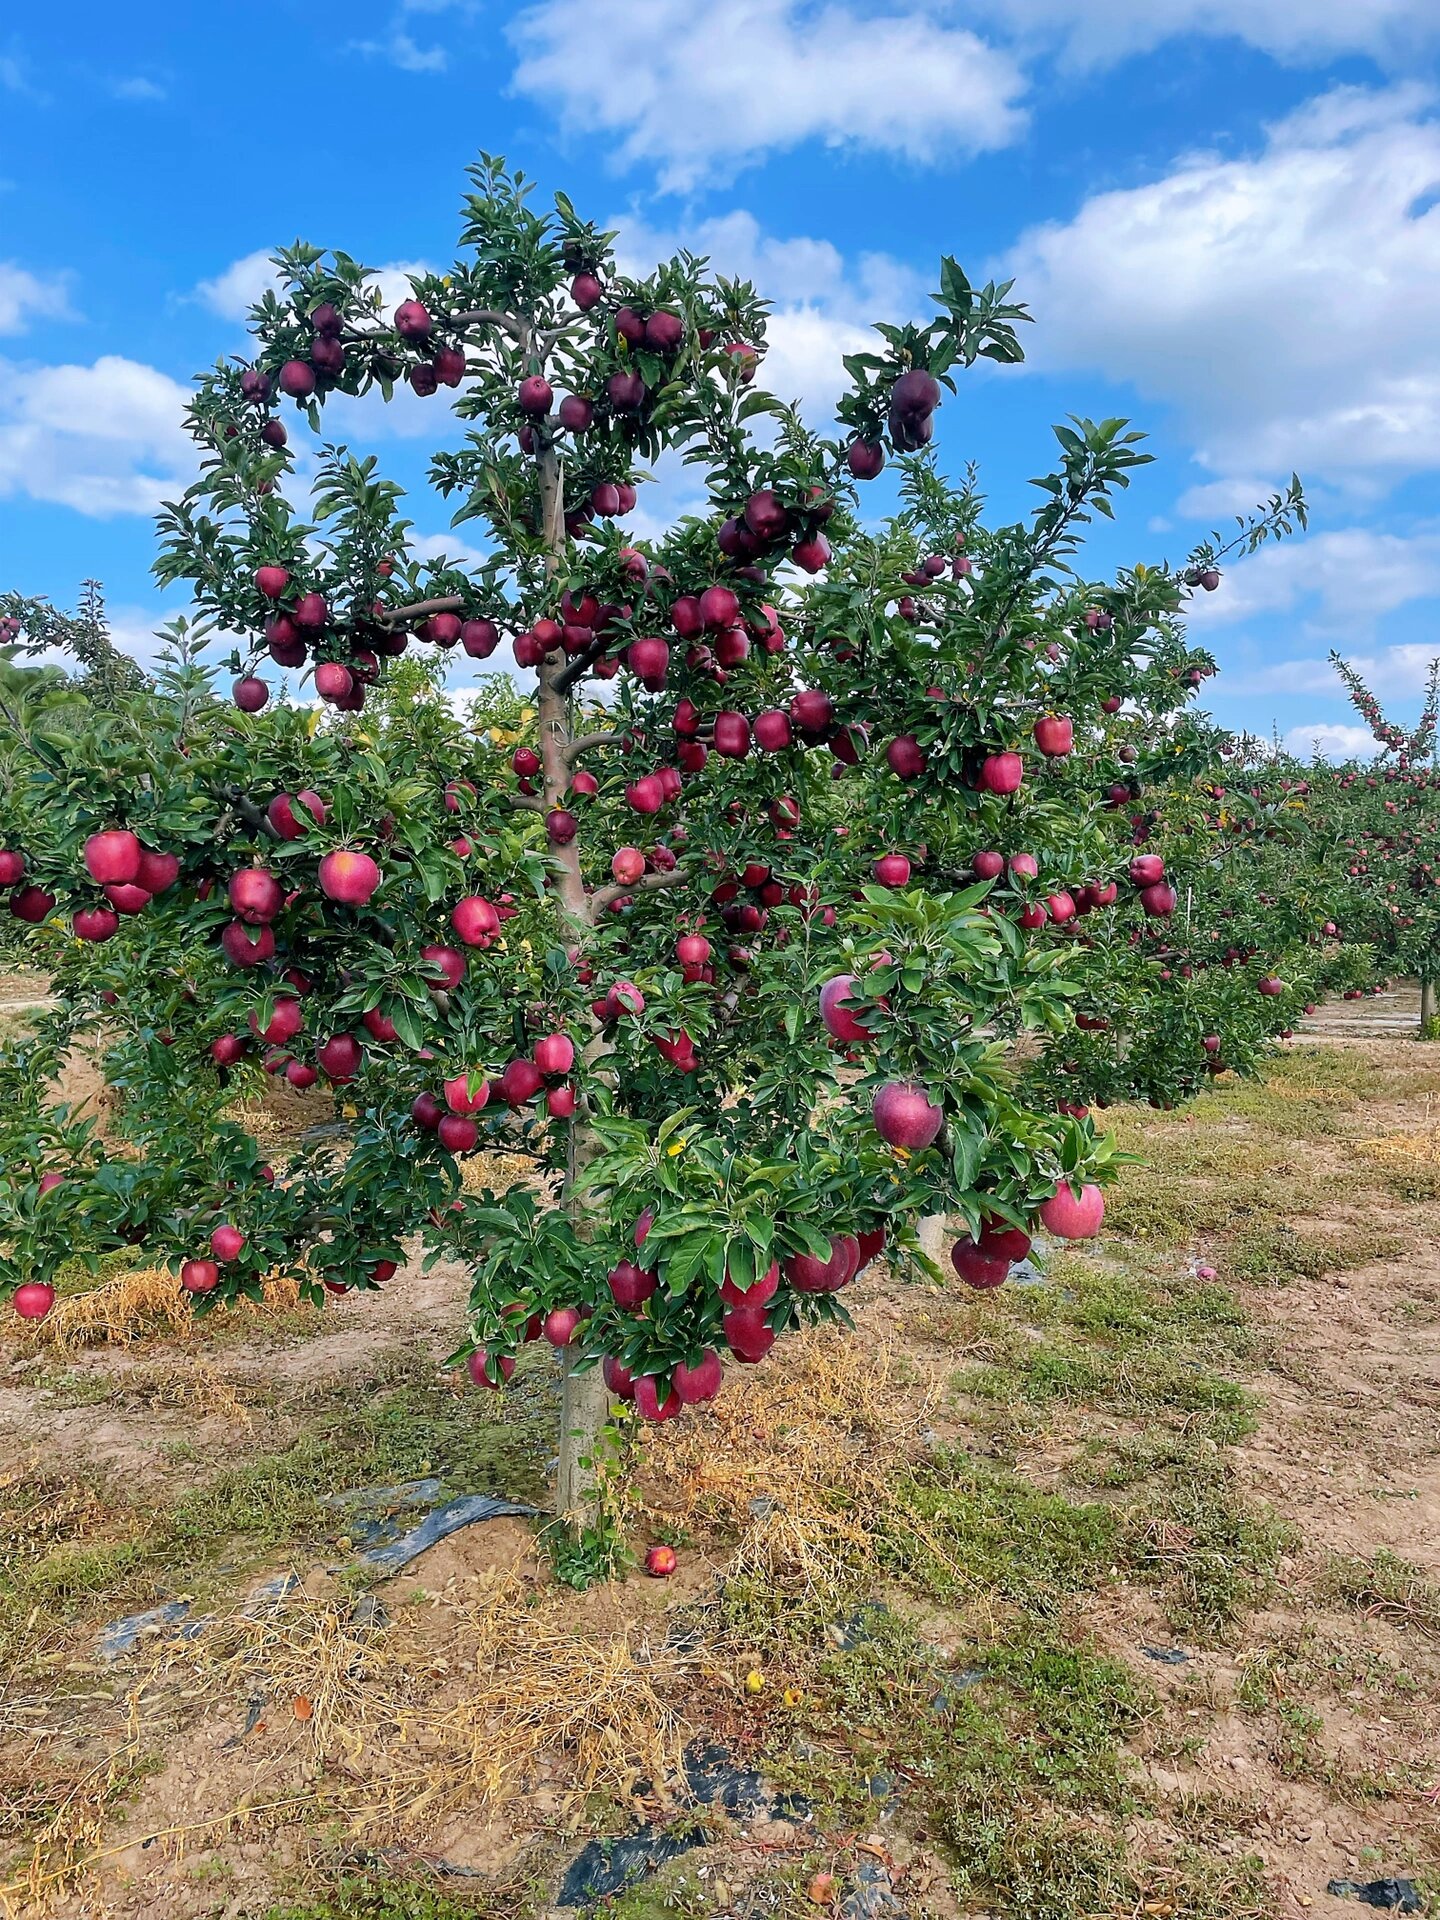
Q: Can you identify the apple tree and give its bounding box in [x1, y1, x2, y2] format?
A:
[0, 156, 1306, 1525]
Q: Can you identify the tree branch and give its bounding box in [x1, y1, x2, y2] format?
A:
[565, 731, 622, 762]
[451, 309, 526, 342]
[588, 867, 688, 924]
[225, 786, 281, 841]
[554, 638, 609, 697]
[502, 792, 546, 815]
[375, 594, 466, 627]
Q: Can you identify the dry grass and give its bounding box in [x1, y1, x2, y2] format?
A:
[22, 1268, 315, 1353]
[4, 1572, 687, 1914]
[1359, 1124, 1440, 1171]
[642, 1323, 940, 1602]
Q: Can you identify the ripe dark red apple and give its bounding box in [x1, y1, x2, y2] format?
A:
[980, 751, 1023, 795]
[1034, 714, 1073, 757]
[792, 533, 830, 574]
[699, 585, 740, 631]
[790, 689, 834, 738]
[543, 1306, 582, 1348]
[14, 1281, 56, 1319]
[547, 1084, 576, 1118]
[972, 851, 1005, 881]
[626, 775, 665, 813]
[462, 619, 500, 658]
[221, 921, 275, 968]
[10, 885, 55, 922]
[1140, 882, 1176, 917]
[444, 1071, 490, 1115]
[518, 375, 553, 416]
[721, 1260, 779, 1308]
[819, 974, 877, 1043]
[676, 934, 711, 967]
[229, 867, 283, 924]
[467, 1347, 515, 1389]
[611, 847, 646, 886]
[723, 1303, 775, 1363]
[1129, 855, 1165, 887]
[394, 299, 432, 339]
[607, 1259, 658, 1310]
[319, 850, 381, 905]
[785, 1235, 858, 1293]
[452, 895, 499, 945]
[268, 790, 326, 840]
[411, 1090, 443, 1131]
[210, 1034, 245, 1066]
[535, 1033, 575, 1077]
[0, 849, 24, 887]
[628, 636, 669, 686]
[892, 368, 941, 417]
[712, 712, 751, 759]
[100, 882, 149, 916]
[1039, 1183, 1105, 1239]
[278, 360, 316, 399]
[181, 1259, 219, 1294]
[84, 830, 141, 885]
[950, 1238, 1008, 1289]
[847, 438, 885, 480]
[318, 1033, 362, 1081]
[644, 310, 684, 353]
[608, 370, 645, 411]
[645, 1544, 678, 1577]
[437, 1113, 479, 1153]
[134, 848, 180, 893]
[633, 1376, 683, 1422]
[886, 736, 926, 780]
[571, 272, 603, 310]
[420, 944, 466, 993]
[754, 709, 792, 752]
[872, 1080, 943, 1150]
[499, 1058, 545, 1106]
[547, 809, 579, 846]
[249, 996, 302, 1046]
[210, 1224, 246, 1263]
[233, 676, 269, 712]
[74, 906, 119, 943]
[874, 853, 911, 888]
[674, 1350, 723, 1404]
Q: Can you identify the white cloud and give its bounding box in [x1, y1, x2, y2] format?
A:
[351, 28, 448, 71]
[1187, 528, 1440, 638]
[509, 0, 1027, 192]
[970, 0, 1438, 70]
[0, 355, 195, 517]
[1226, 642, 1439, 700]
[0, 262, 73, 335]
[1005, 86, 1440, 491]
[1279, 721, 1384, 761]
[195, 250, 433, 326]
[110, 75, 166, 101]
[612, 208, 925, 420]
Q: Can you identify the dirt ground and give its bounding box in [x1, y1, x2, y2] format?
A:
[3, 987, 1440, 1920]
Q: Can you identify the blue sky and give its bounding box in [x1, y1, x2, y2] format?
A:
[2, 0, 1438, 754]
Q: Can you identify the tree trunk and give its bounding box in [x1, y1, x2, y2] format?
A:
[1422, 978, 1437, 1034]
[556, 1348, 613, 1522]
[918, 1212, 950, 1269]
[532, 427, 615, 1527]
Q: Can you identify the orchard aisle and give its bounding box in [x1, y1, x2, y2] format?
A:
[3, 998, 1440, 1919]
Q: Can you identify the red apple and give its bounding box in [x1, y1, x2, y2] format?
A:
[1038, 1183, 1105, 1239]
[318, 851, 381, 905]
[872, 1081, 943, 1150]
[14, 1281, 56, 1319]
[644, 1543, 678, 1578]
[210, 1224, 246, 1263]
[84, 830, 141, 886]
